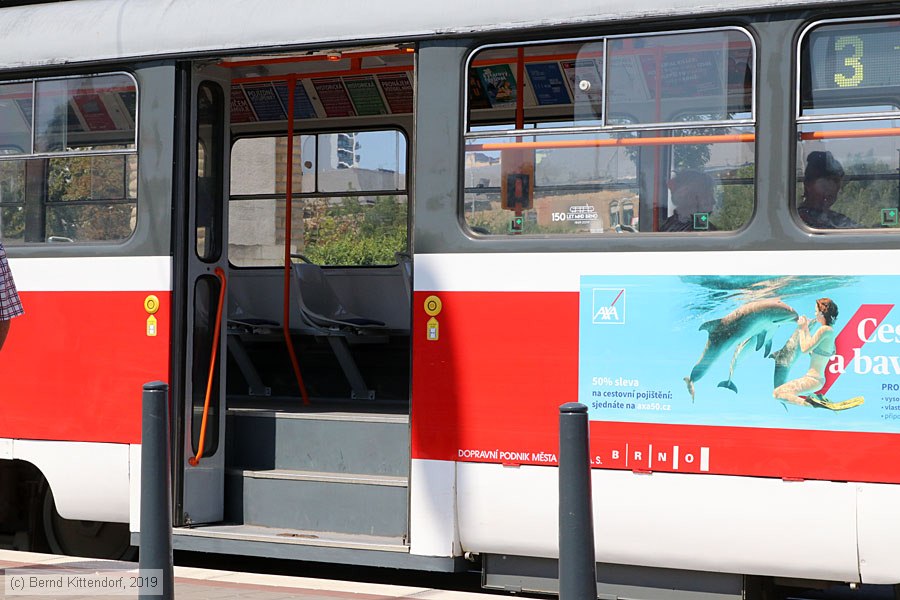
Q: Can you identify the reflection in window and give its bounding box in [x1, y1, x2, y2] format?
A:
[607, 30, 752, 124]
[45, 154, 137, 242]
[622, 201, 635, 227]
[609, 201, 620, 228]
[796, 122, 900, 230]
[229, 129, 408, 266]
[0, 73, 138, 245]
[0, 160, 25, 243]
[196, 82, 224, 261]
[797, 19, 900, 230]
[464, 28, 755, 236]
[463, 127, 754, 234]
[35, 74, 136, 153]
[0, 82, 33, 155]
[0, 151, 137, 244]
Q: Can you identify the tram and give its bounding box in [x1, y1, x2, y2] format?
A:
[2, 0, 900, 597]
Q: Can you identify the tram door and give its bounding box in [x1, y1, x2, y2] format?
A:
[179, 64, 232, 526]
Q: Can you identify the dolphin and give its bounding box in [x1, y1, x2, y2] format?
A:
[717, 337, 752, 393]
[770, 329, 803, 388]
[684, 299, 799, 400]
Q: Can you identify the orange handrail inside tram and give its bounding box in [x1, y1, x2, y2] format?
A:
[465, 132, 756, 152]
[281, 75, 310, 406]
[189, 266, 227, 467]
[463, 126, 900, 153]
[798, 127, 900, 141]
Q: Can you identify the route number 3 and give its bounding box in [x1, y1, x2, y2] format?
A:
[835, 35, 864, 87]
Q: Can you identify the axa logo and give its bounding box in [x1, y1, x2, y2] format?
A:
[592, 288, 626, 325]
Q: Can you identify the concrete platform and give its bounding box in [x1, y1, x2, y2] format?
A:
[0, 550, 490, 600]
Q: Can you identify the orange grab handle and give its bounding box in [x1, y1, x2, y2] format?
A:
[189, 267, 227, 467]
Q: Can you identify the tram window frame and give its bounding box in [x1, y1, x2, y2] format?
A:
[462, 27, 757, 237]
[228, 127, 410, 268]
[795, 17, 900, 232]
[0, 71, 139, 246]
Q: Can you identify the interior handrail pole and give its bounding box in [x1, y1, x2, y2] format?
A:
[282, 75, 311, 405]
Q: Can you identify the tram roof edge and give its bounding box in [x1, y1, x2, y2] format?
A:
[0, 0, 871, 70]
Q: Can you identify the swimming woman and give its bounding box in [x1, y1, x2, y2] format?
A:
[772, 298, 838, 406]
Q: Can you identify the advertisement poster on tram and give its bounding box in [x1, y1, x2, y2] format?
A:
[474, 64, 517, 108]
[578, 275, 900, 434]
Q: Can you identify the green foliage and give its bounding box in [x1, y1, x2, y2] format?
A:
[302, 195, 408, 265]
[45, 155, 135, 242]
[714, 163, 754, 231]
[0, 161, 25, 241]
[673, 141, 711, 172]
[838, 154, 899, 228]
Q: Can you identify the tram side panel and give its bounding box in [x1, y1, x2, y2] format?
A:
[0, 64, 176, 529]
[409, 252, 900, 584]
[0, 258, 171, 523]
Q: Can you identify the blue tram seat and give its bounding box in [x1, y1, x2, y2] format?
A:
[292, 261, 386, 330]
[291, 257, 390, 400]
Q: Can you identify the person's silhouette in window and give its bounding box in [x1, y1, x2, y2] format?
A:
[798, 151, 860, 229]
[660, 170, 717, 232]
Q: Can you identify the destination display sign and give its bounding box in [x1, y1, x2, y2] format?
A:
[807, 21, 900, 92]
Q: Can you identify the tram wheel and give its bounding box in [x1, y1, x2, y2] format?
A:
[42, 485, 136, 560]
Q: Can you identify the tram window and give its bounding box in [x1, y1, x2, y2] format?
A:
[44, 154, 137, 242]
[0, 73, 138, 245]
[607, 30, 752, 124]
[0, 159, 25, 243]
[463, 126, 754, 234]
[195, 82, 224, 262]
[468, 41, 604, 131]
[317, 131, 406, 193]
[0, 82, 33, 155]
[229, 129, 408, 267]
[35, 74, 136, 153]
[797, 19, 900, 230]
[464, 28, 755, 235]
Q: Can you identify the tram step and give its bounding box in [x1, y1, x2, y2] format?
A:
[225, 468, 408, 537]
[225, 404, 409, 476]
[170, 523, 417, 568]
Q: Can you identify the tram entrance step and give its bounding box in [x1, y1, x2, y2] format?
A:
[225, 468, 408, 536]
[223, 399, 410, 539]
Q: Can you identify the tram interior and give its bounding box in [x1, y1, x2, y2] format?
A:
[219, 46, 415, 405]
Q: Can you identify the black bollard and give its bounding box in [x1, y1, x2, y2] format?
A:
[558, 402, 597, 600]
[139, 381, 174, 599]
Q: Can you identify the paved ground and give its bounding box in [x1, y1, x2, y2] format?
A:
[0, 550, 495, 600]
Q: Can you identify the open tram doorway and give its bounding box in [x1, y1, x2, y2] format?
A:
[173, 45, 416, 561]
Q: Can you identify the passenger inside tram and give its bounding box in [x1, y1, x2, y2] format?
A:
[798, 150, 860, 229]
[659, 170, 718, 232]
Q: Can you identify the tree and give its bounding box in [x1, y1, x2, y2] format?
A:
[301, 194, 408, 265]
